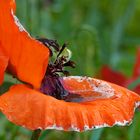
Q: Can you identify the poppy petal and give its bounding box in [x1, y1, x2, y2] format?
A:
[60, 76, 116, 102]
[0, 0, 50, 88]
[0, 0, 16, 12]
[133, 48, 140, 78]
[0, 78, 140, 132]
[10, 0, 16, 12]
[101, 65, 127, 87]
[0, 46, 9, 85]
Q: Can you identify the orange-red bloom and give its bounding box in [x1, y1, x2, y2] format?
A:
[101, 48, 140, 95]
[0, 0, 50, 88]
[1, 77, 140, 131]
[0, 0, 140, 132]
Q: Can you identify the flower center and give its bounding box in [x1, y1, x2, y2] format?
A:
[40, 75, 69, 100]
[38, 38, 76, 101]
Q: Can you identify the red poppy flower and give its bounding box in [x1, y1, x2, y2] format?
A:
[0, 0, 140, 132]
[101, 48, 140, 94]
[0, 0, 50, 88]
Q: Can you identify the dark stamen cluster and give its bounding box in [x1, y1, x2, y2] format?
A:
[38, 38, 75, 76]
[47, 56, 75, 76]
[38, 38, 76, 100]
[37, 38, 59, 56]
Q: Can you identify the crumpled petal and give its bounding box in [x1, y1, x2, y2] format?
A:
[0, 46, 9, 85]
[0, 77, 140, 132]
[0, 0, 50, 88]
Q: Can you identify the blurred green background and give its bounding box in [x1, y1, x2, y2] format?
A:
[1, 0, 140, 139]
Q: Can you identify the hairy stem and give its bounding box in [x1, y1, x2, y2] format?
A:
[31, 129, 41, 140]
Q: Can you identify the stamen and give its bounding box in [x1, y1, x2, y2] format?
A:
[63, 60, 76, 68]
[37, 38, 60, 56]
[56, 43, 67, 58]
[38, 38, 77, 100]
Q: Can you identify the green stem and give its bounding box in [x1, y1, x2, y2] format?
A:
[31, 129, 42, 140]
